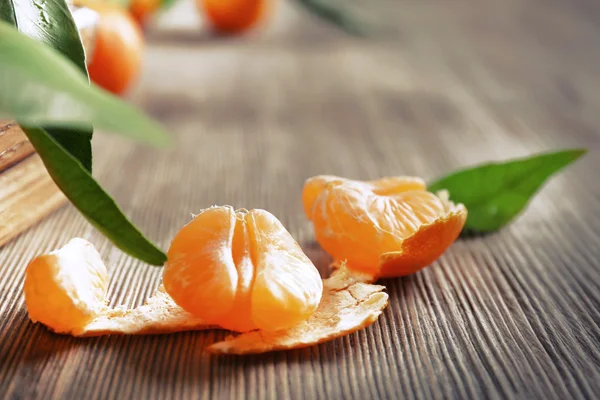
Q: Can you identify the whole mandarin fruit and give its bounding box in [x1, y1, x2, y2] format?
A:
[129, 0, 162, 26]
[87, 4, 144, 95]
[200, 0, 269, 34]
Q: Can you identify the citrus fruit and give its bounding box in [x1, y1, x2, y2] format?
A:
[199, 0, 269, 34]
[208, 265, 388, 355]
[163, 206, 323, 332]
[24, 238, 211, 336]
[303, 175, 467, 278]
[24, 238, 388, 354]
[129, 0, 162, 26]
[24, 238, 109, 334]
[87, 3, 144, 95]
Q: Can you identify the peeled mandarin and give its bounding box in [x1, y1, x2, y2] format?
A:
[163, 206, 323, 332]
[303, 175, 467, 278]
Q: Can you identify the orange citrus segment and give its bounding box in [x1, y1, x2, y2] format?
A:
[164, 206, 239, 323]
[163, 206, 323, 332]
[24, 238, 108, 334]
[215, 213, 255, 332]
[303, 175, 467, 278]
[207, 266, 388, 355]
[23, 239, 213, 336]
[247, 209, 323, 331]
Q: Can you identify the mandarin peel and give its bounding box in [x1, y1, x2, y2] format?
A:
[81, 285, 216, 337]
[23, 239, 388, 355]
[207, 266, 388, 355]
[379, 191, 467, 278]
[163, 206, 323, 332]
[303, 175, 467, 280]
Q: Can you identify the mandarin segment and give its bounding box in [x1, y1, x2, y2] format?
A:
[24, 238, 213, 336]
[24, 238, 108, 335]
[247, 209, 323, 331]
[303, 175, 467, 279]
[216, 213, 256, 332]
[163, 206, 239, 324]
[163, 206, 323, 332]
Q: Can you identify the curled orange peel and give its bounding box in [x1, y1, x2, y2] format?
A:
[23, 239, 388, 354]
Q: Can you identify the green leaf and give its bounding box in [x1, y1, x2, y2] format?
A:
[294, 0, 367, 36]
[429, 149, 587, 233]
[1, 4, 166, 264]
[0, 20, 170, 146]
[0, 0, 87, 74]
[23, 126, 167, 265]
[45, 126, 93, 172]
[1, 0, 94, 169]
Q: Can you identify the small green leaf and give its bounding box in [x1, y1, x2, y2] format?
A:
[294, 0, 367, 36]
[22, 126, 167, 265]
[429, 149, 587, 233]
[0, 20, 170, 146]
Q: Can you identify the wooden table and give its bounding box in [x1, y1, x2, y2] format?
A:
[1, 0, 599, 398]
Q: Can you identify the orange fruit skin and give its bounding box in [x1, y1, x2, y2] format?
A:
[129, 0, 161, 26]
[200, 0, 269, 34]
[303, 175, 467, 278]
[163, 206, 323, 332]
[379, 210, 467, 278]
[87, 4, 144, 95]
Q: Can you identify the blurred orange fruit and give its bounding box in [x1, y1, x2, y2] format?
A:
[163, 206, 323, 332]
[200, 0, 269, 34]
[129, 0, 162, 26]
[87, 3, 144, 95]
[303, 176, 467, 278]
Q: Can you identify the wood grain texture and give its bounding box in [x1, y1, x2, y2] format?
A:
[0, 122, 35, 172]
[1, 0, 599, 398]
[0, 153, 67, 247]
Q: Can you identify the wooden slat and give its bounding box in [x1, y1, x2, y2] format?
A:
[0, 0, 599, 399]
[0, 155, 67, 247]
[0, 122, 35, 172]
